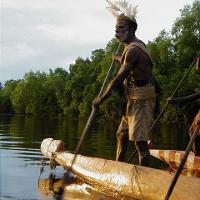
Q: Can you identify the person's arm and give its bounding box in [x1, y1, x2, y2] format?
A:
[92, 47, 138, 108]
[167, 92, 200, 104]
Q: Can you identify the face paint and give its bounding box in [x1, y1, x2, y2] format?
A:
[115, 19, 130, 43]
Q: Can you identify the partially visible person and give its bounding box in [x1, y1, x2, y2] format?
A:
[168, 92, 200, 156]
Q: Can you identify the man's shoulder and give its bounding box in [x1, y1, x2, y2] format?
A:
[125, 45, 139, 57]
[126, 42, 147, 57]
[128, 41, 147, 51]
[127, 41, 152, 59]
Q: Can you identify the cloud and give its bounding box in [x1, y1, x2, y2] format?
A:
[0, 0, 194, 84]
[1, 0, 114, 83]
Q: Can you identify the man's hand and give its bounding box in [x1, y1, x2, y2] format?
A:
[167, 96, 176, 104]
[112, 53, 122, 63]
[92, 96, 102, 108]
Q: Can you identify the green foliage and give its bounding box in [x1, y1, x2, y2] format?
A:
[171, 0, 200, 68]
[8, 69, 68, 116]
[0, 1, 199, 124]
[0, 80, 18, 113]
[148, 30, 176, 76]
[147, 0, 200, 124]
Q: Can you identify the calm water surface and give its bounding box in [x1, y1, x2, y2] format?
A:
[0, 115, 189, 200]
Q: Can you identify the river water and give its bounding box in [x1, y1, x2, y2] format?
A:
[0, 115, 190, 200]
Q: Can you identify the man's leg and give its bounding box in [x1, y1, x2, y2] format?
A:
[116, 130, 129, 161]
[116, 117, 129, 161]
[135, 141, 150, 166]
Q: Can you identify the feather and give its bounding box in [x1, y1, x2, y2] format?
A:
[131, 5, 138, 18]
[106, 0, 120, 11]
[115, 1, 130, 18]
[106, 0, 138, 22]
[106, 0, 121, 17]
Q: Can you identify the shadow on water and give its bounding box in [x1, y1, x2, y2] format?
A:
[0, 115, 190, 199]
[38, 172, 136, 200]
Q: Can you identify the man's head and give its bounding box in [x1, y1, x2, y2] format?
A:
[106, 0, 138, 43]
[115, 14, 137, 43]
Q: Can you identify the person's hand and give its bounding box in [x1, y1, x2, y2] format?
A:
[167, 96, 175, 103]
[112, 53, 121, 63]
[92, 96, 102, 108]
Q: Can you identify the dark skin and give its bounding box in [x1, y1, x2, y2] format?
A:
[168, 92, 200, 156]
[167, 93, 200, 103]
[93, 18, 153, 107]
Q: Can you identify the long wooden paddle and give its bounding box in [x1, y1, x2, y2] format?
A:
[128, 54, 200, 163]
[69, 42, 123, 169]
[164, 123, 200, 200]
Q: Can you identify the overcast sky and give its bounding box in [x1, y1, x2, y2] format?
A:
[1, 0, 195, 84]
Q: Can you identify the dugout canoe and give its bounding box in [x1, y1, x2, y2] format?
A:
[41, 138, 200, 200]
[150, 149, 200, 178]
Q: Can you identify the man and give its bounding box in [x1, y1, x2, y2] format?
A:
[168, 92, 200, 156]
[92, 1, 156, 166]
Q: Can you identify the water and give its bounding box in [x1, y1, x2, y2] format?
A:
[0, 115, 190, 200]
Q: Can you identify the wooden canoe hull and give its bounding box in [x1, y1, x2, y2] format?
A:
[41, 138, 200, 200]
[150, 149, 200, 177]
[38, 177, 126, 200]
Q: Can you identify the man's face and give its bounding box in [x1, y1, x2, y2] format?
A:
[115, 19, 130, 43]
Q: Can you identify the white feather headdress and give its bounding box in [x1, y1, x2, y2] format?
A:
[106, 0, 138, 22]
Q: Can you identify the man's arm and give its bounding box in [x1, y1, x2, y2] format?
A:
[168, 92, 200, 104]
[92, 47, 138, 107]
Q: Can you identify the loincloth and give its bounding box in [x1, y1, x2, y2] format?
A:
[117, 97, 155, 141]
[126, 84, 156, 100]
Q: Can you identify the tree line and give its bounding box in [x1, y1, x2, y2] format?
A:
[0, 0, 199, 124]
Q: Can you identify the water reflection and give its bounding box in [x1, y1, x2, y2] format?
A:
[38, 172, 134, 200]
[0, 115, 190, 199]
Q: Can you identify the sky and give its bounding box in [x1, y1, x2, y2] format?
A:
[1, 0, 195, 84]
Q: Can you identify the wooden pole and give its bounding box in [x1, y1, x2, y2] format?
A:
[164, 123, 200, 200]
[70, 42, 123, 169]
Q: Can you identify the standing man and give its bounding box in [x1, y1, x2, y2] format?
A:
[92, 0, 156, 166]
